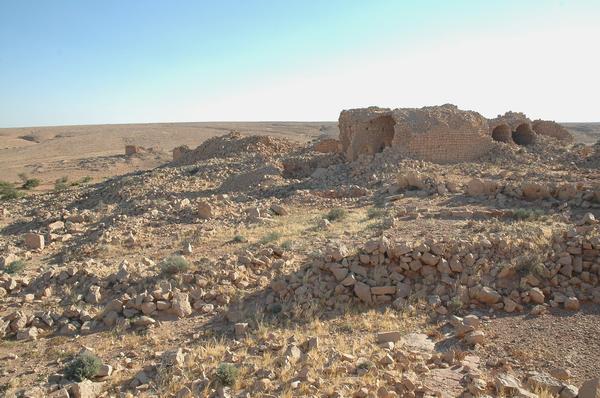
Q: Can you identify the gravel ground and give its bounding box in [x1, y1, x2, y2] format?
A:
[479, 304, 600, 384]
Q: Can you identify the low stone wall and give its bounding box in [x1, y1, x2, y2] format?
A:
[268, 223, 600, 316]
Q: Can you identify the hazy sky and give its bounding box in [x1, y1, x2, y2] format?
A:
[1, 0, 599, 127]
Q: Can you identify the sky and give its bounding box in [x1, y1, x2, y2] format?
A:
[0, 0, 599, 127]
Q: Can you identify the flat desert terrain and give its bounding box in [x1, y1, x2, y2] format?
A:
[0, 122, 338, 187]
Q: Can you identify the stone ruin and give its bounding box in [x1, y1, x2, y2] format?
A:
[125, 145, 161, 156]
[488, 111, 574, 145]
[531, 119, 574, 142]
[339, 104, 493, 163]
[172, 145, 190, 162]
[488, 111, 536, 146]
[339, 105, 574, 163]
[125, 145, 145, 156]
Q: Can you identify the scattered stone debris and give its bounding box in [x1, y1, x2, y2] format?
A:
[0, 109, 598, 397]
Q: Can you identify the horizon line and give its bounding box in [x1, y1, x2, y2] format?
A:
[2, 119, 599, 130]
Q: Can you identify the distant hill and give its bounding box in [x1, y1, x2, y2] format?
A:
[562, 122, 600, 144]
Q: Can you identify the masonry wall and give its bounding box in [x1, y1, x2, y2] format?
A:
[394, 128, 493, 163]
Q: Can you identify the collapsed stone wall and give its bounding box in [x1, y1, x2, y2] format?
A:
[532, 120, 574, 142]
[125, 145, 146, 155]
[488, 111, 531, 132]
[313, 138, 341, 154]
[172, 131, 298, 165]
[339, 104, 493, 163]
[488, 112, 573, 145]
[269, 222, 600, 316]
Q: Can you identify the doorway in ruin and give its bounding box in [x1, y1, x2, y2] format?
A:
[491, 124, 512, 143]
[364, 115, 396, 154]
[512, 123, 536, 146]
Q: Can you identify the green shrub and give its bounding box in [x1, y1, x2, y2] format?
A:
[232, 234, 247, 243]
[325, 208, 347, 222]
[268, 302, 283, 314]
[216, 363, 238, 387]
[367, 207, 387, 219]
[64, 352, 102, 381]
[3, 260, 25, 275]
[17, 173, 40, 190]
[260, 231, 282, 244]
[356, 358, 375, 370]
[281, 240, 294, 250]
[448, 296, 464, 313]
[70, 176, 93, 187]
[0, 181, 23, 200]
[21, 178, 40, 190]
[160, 255, 190, 275]
[513, 208, 544, 220]
[54, 176, 69, 191]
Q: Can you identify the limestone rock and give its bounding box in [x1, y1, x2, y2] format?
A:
[354, 282, 372, 304]
[526, 371, 564, 395]
[198, 201, 213, 219]
[70, 380, 104, 398]
[564, 297, 580, 311]
[376, 331, 402, 344]
[464, 330, 485, 345]
[477, 287, 501, 304]
[466, 178, 498, 197]
[24, 233, 45, 250]
[171, 292, 192, 317]
[529, 288, 545, 304]
[579, 378, 600, 398]
[270, 204, 288, 216]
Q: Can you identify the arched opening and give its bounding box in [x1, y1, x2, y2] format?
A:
[512, 123, 536, 146]
[491, 124, 512, 143]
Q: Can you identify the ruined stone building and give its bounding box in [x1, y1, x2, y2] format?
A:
[338, 105, 574, 164]
[488, 111, 573, 145]
[488, 111, 534, 145]
[531, 119, 574, 142]
[338, 104, 493, 163]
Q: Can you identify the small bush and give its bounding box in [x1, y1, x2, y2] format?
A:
[325, 208, 347, 222]
[281, 240, 294, 250]
[232, 234, 247, 243]
[64, 352, 102, 381]
[18, 173, 40, 190]
[3, 260, 25, 275]
[513, 208, 544, 220]
[356, 358, 375, 370]
[448, 296, 463, 313]
[0, 181, 23, 200]
[54, 176, 69, 191]
[21, 178, 40, 190]
[216, 363, 238, 387]
[160, 255, 190, 275]
[268, 302, 283, 314]
[260, 231, 282, 244]
[367, 207, 387, 219]
[70, 176, 93, 187]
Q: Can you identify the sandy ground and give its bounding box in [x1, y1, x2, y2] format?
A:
[0, 122, 338, 187]
[563, 122, 600, 145]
